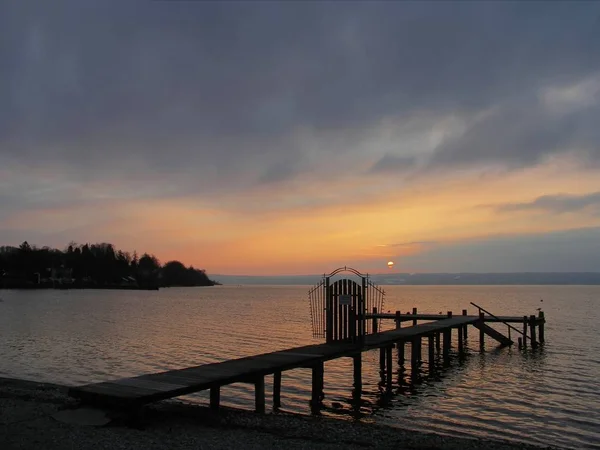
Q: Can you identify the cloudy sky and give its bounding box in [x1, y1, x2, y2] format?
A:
[2, 1, 600, 275]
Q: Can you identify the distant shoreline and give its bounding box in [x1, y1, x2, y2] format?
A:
[213, 272, 600, 286]
[0, 283, 219, 291]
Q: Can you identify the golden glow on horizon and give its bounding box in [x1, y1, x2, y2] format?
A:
[4, 156, 600, 275]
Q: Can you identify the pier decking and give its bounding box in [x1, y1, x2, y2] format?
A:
[69, 268, 547, 414]
[68, 314, 540, 411]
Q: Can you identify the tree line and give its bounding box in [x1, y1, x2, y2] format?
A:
[0, 241, 218, 289]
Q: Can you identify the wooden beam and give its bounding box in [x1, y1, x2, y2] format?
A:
[386, 346, 393, 391]
[538, 311, 545, 344]
[353, 354, 362, 402]
[373, 307, 378, 333]
[397, 341, 404, 366]
[428, 335, 435, 374]
[443, 330, 451, 366]
[479, 311, 485, 351]
[473, 321, 512, 346]
[273, 371, 281, 410]
[529, 315, 537, 348]
[210, 386, 220, 410]
[255, 377, 265, 414]
[411, 339, 419, 368]
[311, 362, 323, 413]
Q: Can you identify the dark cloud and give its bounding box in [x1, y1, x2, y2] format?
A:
[1, 1, 600, 206]
[393, 227, 600, 272]
[494, 191, 600, 214]
[369, 154, 417, 174]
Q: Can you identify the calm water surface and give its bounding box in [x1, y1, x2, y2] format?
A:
[1, 285, 599, 449]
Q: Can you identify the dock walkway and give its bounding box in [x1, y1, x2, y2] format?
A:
[69, 316, 478, 409]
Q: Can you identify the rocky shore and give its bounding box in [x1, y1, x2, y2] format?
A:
[0, 377, 562, 450]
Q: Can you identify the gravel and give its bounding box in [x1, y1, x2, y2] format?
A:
[0, 377, 563, 450]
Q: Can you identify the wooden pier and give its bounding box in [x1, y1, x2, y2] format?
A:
[68, 268, 546, 414]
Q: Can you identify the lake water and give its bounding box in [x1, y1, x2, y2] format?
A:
[0, 285, 599, 449]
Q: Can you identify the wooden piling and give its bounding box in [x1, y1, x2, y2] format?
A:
[435, 332, 441, 351]
[428, 335, 435, 374]
[255, 377, 265, 414]
[386, 346, 393, 390]
[447, 311, 453, 348]
[210, 386, 220, 410]
[522, 315, 528, 347]
[411, 339, 419, 368]
[529, 315, 537, 348]
[518, 337, 523, 349]
[443, 330, 451, 365]
[479, 311, 485, 351]
[412, 307, 418, 326]
[311, 362, 324, 413]
[395, 311, 401, 329]
[397, 340, 405, 366]
[273, 371, 282, 409]
[373, 307, 378, 333]
[462, 309, 468, 341]
[458, 323, 464, 355]
[538, 311, 545, 343]
[353, 354, 362, 401]
[379, 347, 386, 374]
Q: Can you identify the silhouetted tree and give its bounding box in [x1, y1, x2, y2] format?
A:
[0, 241, 217, 289]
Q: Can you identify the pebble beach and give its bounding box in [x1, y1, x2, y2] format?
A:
[0, 377, 562, 450]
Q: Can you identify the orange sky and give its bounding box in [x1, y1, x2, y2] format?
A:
[2, 3, 600, 275]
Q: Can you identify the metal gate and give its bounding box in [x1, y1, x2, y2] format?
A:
[308, 267, 385, 342]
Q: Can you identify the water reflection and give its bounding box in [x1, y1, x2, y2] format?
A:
[0, 285, 599, 449]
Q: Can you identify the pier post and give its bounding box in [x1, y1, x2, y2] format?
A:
[386, 346, 393, 391]
[325, 277, 332, 343]
[353, 354, 362, 402]
[529, 315, 537, 348]
[443, 330, 450, 366]
[428, 335, 435, 374]
[479, 311, 485, 352]
[373, 307, 378, 333]
[522, 315, 528, 347]
[462, 309, 468, 341]
[395, 311, 401, 329]
[397, 340, 405, 366]
[412, 307, 418, 326]
[447, 311, 453, 348]
[210, 386, 220, 410]
[458, 324, 464, 355]
[255, 377, 265, 414]
[411, 339, 419, 368]
[273, 371, 282, 410]
[435, 332, 441, 352]
[379, 347, 386, 374]
[311, 362, 324, 413]
[518, 337, 523, 349]
[538, 311, 545, 344]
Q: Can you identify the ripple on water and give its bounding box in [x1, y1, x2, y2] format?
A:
[1, 285, 599, 449]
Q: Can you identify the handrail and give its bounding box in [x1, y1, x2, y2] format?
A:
[470, 301, 525, 337]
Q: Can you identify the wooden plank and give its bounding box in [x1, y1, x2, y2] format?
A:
[69, 314, 520, 410]
[210, 386, 220, 410]
[473, 322, 513, 346]
[112, 378, 187, 392]
[255, 377, 265, 413]
[368, 313, 532, 323]
[273, 371, 281, 409]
